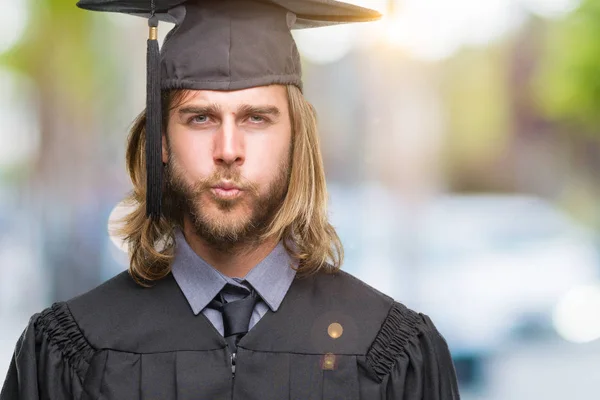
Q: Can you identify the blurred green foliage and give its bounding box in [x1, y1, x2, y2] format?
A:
[0, 0, 127, 186]
[441, 46, 512, 168]
[0, 0, 97, 101]
[535, 0, 600, 130]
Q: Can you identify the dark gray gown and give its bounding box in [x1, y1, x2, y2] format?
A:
[1, 270, 460, 399]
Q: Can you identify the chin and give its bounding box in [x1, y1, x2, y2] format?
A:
[197, 203, 252, 226]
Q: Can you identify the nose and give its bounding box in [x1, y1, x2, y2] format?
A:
[212, 119, 245, 167]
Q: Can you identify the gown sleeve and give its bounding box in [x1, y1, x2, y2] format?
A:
[366, 302, 461, 400]
[1, 303, 95, 400]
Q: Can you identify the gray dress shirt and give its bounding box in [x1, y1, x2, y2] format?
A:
[171, 229, 297, 336]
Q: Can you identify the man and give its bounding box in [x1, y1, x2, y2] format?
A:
[1, 0, 460, 399]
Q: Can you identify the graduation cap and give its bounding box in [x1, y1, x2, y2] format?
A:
[76, 0, 382, 220]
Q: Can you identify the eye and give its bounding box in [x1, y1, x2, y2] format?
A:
[249, 115, 266, 123]
[190, 115, 209, 124]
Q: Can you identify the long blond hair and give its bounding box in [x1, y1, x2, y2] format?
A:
[116, 85, 343, 285]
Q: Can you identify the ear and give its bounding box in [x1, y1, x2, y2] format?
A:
[162, 134, 169, 164]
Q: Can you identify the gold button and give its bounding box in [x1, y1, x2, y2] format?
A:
[328, 322, 343, 339]
[322, 353, 336, 370]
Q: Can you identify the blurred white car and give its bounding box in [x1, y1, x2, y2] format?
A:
[328, 184, 600, 356]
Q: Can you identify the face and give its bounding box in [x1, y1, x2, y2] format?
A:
[163, 85, 292, 249]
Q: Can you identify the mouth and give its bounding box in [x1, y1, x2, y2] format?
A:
[210, 182, 243, 199]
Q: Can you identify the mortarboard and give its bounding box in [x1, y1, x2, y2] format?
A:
[75, 0, 381, 220]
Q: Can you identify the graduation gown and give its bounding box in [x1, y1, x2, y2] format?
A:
[1, 270, 460, 399]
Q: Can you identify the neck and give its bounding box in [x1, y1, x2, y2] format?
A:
[181, 219, 279, 278]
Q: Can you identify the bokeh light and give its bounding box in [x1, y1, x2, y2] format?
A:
[0, 69, 40, 169]
[0, 0, 28, 54]
[553, 284, 600, 343]
[107, 200, 133, 255]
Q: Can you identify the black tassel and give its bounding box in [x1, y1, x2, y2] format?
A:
[146, 15, 162, 220]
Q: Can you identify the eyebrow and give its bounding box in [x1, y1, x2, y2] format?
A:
[177, 103, 281, 118]
[238, 104, 281, 118]
[178, 103, 222, 116]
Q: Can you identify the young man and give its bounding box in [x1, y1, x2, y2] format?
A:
[1, 0, 460, 399]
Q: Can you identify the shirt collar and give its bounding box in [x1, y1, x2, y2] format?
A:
[243, 240, 297, 311]
[171, 229, 297, 315]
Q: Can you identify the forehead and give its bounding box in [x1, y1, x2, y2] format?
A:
[173, 85, 289, 109]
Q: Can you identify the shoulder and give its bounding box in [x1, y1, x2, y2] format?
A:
[66, 271, 151, 344]
[2, 303, 96, 398]
[26, 272, 147, 354]
[272, 269, 401, 353]
[6, 274, 171, 398]
[364, 301, 423, 378]
[11, 302, 97, 387]
[63, 271, 195, 352]
[310, 270, 452, 383]
[25, 271, 135, 348]
[301, 268, 395, 311]
[67, 270, 155, 318]
[305, 269, 396, 333]
[365, 300, 455, 385]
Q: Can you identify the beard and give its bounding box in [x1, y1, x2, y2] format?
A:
[164, 154, 290, 252]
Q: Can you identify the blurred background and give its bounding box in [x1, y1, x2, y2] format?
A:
[2, 0, 600, 397]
